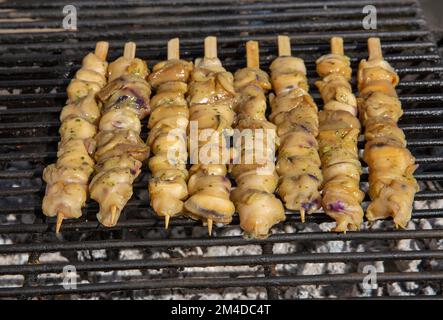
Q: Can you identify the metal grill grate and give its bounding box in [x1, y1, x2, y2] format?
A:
[0, 0, 442, 299]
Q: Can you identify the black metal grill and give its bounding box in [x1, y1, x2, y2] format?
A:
[0, 0, 442, 299]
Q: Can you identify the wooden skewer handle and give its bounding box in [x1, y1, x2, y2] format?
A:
[204, 36, 217, 58]
[95, 41, 109, 61]
[246, 40, 260, 68]
[368, 37, 383, 61]
[168, 38, 180, 60]
[123, 42, 136, 59]
[330, 37, 344, 55]
[278, 35, 291, 57]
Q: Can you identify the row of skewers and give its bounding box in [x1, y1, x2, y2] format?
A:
[42, 36, 418, 238]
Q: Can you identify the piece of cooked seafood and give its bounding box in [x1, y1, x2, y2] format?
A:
[230, 40, 285, 239]
[358, 37, 419, 228]
[315, 37, 364, 232]
[147, 38, 193, 228]
[42, 41, 109, 233]
[269, 35, 322, 222]
[89, 42, 151, 227]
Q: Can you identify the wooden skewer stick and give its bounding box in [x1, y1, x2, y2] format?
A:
[277, 35, 291, 57]
[167, 38, 180, 60]
[368, 37, 383, 61]
[56, 212, 64, 234]
[246, 40, 260, 68]
[95, 41, 109, 61]
[330, 37, 344, 55]
[123, 42, 137, 59]
[207, 218, 213, 236]
[204, 36, 217, 59]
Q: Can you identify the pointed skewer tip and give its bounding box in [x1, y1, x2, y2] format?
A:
[123, 42, 136, 59]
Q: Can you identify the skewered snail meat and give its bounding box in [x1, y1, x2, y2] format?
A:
[269, 36, 322, 222]
[315, 37, 364, 232]
[358, 38, 419, 228]
[230, 41, 285, 238]
[89, 42, 151, 227]
[42, 42, 109, 232]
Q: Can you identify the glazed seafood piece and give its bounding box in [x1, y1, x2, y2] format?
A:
[269, 35, 322, 222]
[42, 41, 109, 233]
[315, 37, 364, 232]
[147, 38, 193, 228]
[230, 41, 285, 239]
[358, 37, 419, 228]
[89, 42, 151, 227]
[184, 36, 236, 234]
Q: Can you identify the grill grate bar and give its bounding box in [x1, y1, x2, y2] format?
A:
[1, 181, 443, 198]
[0, 250, 442, 276]
[0, 49, 438, 68]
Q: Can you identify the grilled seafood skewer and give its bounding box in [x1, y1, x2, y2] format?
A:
[42, 41, 109, 233]
[184, 36, 236, 235]
[231, 41, 285, 238]
[89, 42, 151, 227]
[315, 37, 364, 232]
[147, 38, 193, 228]
[358, 38, 418, 228]
[269, 35, 322, 222]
